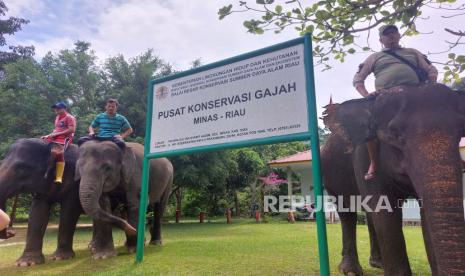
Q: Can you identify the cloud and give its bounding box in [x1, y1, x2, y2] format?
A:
[90, 0, 292, 69]
[24, 37, 76, 57]
[4, 0, 45, 17]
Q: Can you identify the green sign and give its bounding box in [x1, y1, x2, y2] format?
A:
[136, 34, 330, 276]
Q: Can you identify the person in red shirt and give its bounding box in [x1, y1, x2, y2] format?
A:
[41, 102, 76, 184]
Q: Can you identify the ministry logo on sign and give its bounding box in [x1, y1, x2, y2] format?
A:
[155, 86, 169, 100]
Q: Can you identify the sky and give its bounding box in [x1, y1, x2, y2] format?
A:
[5, 0, 465, 121]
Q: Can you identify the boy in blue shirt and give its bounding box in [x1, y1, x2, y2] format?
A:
[78, 98, 133, 149]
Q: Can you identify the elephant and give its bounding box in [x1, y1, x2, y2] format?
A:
[321, 133, 383, 275]
[75, 140, 173, 258]
[0, 138, 81, 266]
[321, 83, 465, 275]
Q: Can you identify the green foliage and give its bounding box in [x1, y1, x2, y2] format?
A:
[169, 140, 315, 217]
[102, 50, 172, 139]
[356, 212, 367, 225]
[0, 59, 52, 154]
[4, 194, 32, 220]
[219, 0, 464, 80]
[452, 77, 465, 90]
[0, 1, 34, 69]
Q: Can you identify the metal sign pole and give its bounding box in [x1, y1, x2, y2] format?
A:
[135, 80, 155, 263]
[304, 34, 330, 276]
[135, 157, 150, 262]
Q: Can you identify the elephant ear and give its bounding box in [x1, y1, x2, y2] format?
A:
[121, 147, 137, 185]
[323, 96, 376, 152]
[74, 160, 81, 182]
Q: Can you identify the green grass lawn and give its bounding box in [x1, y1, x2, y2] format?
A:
[0, 219, 430, 275]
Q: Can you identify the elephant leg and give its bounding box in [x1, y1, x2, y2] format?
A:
[420, 207, 438, 275]
[369, 201, 412, 276]
[50, 192, 81, 261]
[91, 196, 116, 259]
[124, 173, 147, 253]
[149, 202, 164, 245]
[338, 211, 363, 275]
[125, 205, 139, 253]
[16, 195, 51, 267]
[367, 214, 383, 269]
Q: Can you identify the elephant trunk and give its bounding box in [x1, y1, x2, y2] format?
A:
[406, 135, 465, 274]
[79, 177, 137, 237]
[421, 181, 465, 274]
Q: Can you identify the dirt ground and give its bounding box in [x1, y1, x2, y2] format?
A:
[0, 223, 93, 247]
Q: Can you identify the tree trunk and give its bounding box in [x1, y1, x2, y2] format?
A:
[234, 190, 240, 217]
[8, 195, 18, 227]
[250, 180, 258, 218]
[175, 188, 182, 217]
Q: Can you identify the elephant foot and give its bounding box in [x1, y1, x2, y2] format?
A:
[49, 249, 75, 261]
[126, 245, 136, 253]
[92, 249, 117, 259]
[338, 256, 363, 276]
[124, 240, 137, 253]
[369, 256, 383, 269]
[149, 239, 162, 246]
[15, 252, 45, 267]
[88, 240, 97, 253]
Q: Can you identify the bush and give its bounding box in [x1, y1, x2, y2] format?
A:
[356, 212, 367, 225]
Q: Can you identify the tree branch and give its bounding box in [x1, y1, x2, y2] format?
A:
[445, 28, 465, 36]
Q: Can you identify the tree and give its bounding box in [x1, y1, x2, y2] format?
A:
[0, 59, 52, 154]
[453, 78, 465, 90]
[226, 149, 265, 216]
[36, 41, 103, 138]
[219, 0, 465, 83]
[55, 41, 101, 116]
[171, 151, 236, 216]
[102, 50, 173, 139]
[0, 1, 34, 70]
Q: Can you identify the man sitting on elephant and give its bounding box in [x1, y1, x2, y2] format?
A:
[78, 98, 133, 149]
[353, 24, 438, 180]
[41, 101, 76, 184]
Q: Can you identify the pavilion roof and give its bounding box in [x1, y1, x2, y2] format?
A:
[268, 150, 312, 166]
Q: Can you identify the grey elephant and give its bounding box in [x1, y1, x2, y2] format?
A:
[75, 140, 173, 257]
[322, 84, 465, 275]
[0, 138, 81, 266]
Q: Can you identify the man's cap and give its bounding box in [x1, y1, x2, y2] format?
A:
[51, 102, 67, 109]
[379, 24, 398, 36]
